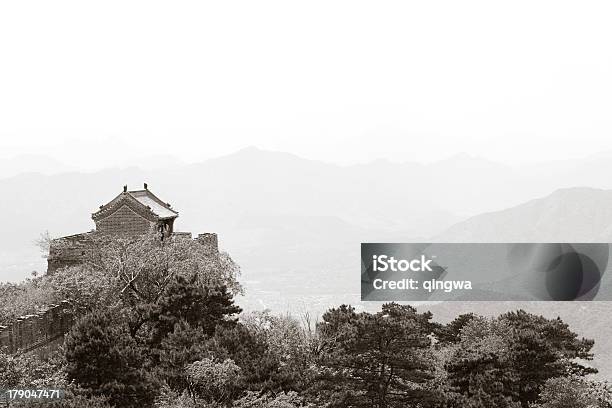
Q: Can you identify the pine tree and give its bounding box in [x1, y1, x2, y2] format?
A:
[314, 303, 440, 408]
[147, 273, 241, 346]
[64, 310, 158, 408]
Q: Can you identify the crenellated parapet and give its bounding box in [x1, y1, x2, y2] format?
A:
[47, 232, 95, 275]
[0, 301, 73, 357]
[48, 231, 219, 275]
[196, 233, 219, 255]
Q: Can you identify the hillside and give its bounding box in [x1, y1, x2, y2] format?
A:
[437, 187, 612, 242]
[431, 188, 612, 379]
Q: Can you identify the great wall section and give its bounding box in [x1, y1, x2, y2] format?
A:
[0, 185, 219, 357]
[0, 301, 73, 357]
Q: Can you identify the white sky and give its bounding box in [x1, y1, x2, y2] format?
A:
[1, 1, 611, 168]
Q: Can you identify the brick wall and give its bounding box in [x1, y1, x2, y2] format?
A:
[196, 233, 219, 255]
[48, 231, 219, 274]
[47, 232, 94, 275]
[95, 205, 154, 236]
[0, 301, 73, 356]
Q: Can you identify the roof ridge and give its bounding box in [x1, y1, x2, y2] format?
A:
[129, 189, 178, 216]
[91, 186, 178, 221]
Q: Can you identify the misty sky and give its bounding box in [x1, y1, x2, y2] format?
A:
[1, 1, 611, 169]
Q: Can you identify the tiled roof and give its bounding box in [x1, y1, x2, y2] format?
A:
[92, 186, 178, 220]
[129, 189, 178, 219]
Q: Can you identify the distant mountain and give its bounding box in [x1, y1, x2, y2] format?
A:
[0, 147, 459, 282]
[5, 148, 612, 284]
[437, 187, 612, 242]
[113, 154, 185, 170]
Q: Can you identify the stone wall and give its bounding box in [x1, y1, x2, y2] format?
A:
[0, 301, 73, 357]
[47, 232, 94, 274]
[48, 231, 219, 274]
[196, 233, 219, 255]
[95, 205, 154, 236]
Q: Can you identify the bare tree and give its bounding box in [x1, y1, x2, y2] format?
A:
[34, 230, 53, 258]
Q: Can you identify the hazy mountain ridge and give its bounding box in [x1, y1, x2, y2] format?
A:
[437, 187, 612, 242]
[0, 148, 457, 281]
[4, 148, 612, 283]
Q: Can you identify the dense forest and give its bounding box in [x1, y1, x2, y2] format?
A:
[1, 234, 611, 408]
